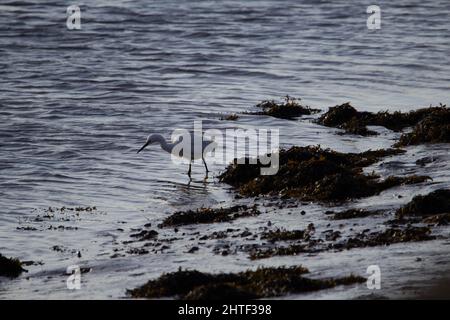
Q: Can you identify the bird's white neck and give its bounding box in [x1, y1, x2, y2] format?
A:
[152, 134, 174, 153]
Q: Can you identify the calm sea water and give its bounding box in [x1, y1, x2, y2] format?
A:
[0, 0, 449, 299]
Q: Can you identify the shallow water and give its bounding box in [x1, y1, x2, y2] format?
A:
[0, 0, 449, 299]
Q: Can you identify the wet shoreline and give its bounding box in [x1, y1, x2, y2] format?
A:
[2, 100, 449, 299]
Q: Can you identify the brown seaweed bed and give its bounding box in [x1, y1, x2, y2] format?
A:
[218, 145, 430, 201]
[158, 205, 260, 228]
[0, 253, 25, 278]
[231, 188, 449, 260]
[316, 102, 450, 144]
[325, 209, 383, 220]
[247, 96, 321, 120]
[127, 266, 365, 299]
[396, 189, 450, 219]
[249, 225, 436, 260]
[120, 187, 449, 264]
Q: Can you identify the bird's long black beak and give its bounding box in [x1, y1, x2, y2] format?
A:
[137, 141, 150, 154]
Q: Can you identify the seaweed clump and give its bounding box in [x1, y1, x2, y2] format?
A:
[158, 205, 260, 228]
[127, 266, 365, 299]
[396, 189, 450, 219]
[422, 214, 450, 226]
[219, 146, 429, 202]
[395, 104, 450, 146]
[249, 245, 315, 260]
[251, 96, 320, 120]
[261, 224, 315, 242]
[250, 226, 434, 260]
[325, 209, 383, 220]
[130, 230, 158, 241]
[220, 114, 239, 121]
[261, 229, 309, 242]
[336, 226, 435, 249]
[317, 102, 449, 137]
[0, 253, 26, 278]
[317, 102, 377, 136]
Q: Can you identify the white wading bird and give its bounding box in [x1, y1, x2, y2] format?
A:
[137, 133, 217, 178]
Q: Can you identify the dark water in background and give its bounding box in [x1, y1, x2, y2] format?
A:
[0, 0, 449, 299]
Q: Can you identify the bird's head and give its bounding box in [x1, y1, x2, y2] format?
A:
[137, 134, 159, 153]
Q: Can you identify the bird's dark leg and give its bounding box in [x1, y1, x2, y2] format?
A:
[202, 157, 209, 172]
[187, 161, 192, 178]
[202, 157, 209, 180]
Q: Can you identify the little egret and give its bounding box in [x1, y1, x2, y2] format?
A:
[137, 133, 216, 178]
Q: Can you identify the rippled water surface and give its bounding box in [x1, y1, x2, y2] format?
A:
[0, 0, 449, 299]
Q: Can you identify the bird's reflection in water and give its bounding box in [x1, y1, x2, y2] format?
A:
[152, 177, 220, 208]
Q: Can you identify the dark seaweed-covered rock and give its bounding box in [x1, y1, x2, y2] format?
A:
[323, 230, 342, 241]
[127, 248, 149, 255]
[298, 172, 377, 200]
[130, 230, 158, 241]
[219, 146, 428, 202]
[317, 102, 377, 136]
[338, 226, 435, 249]
[250, 96, 320, 120]
[325, 209, 382, 220]
[127, 266, 365, 299]
[396, 105, 450, 146]
[129, 270, 214, 298]
[368, 107, 446, 131]
[250, 226, 434, 260]
[318, 102, 362, 127]
[377, 175, 431, 190]
[357, 148, 407, 164]
[220, 114, 239, 121]
[199, 231, 229, 240]
[317, 102, 449, 137]
[261, 225, 314, 242]
[0, 254, 26, 278]
[158, 205, 260, 228]
[339, 117, 378, 136]
[416, 156, 438, 166]
[422, 213, 450, 226]
[396, 189, 450, 218]
[249, 245, 313, 260]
